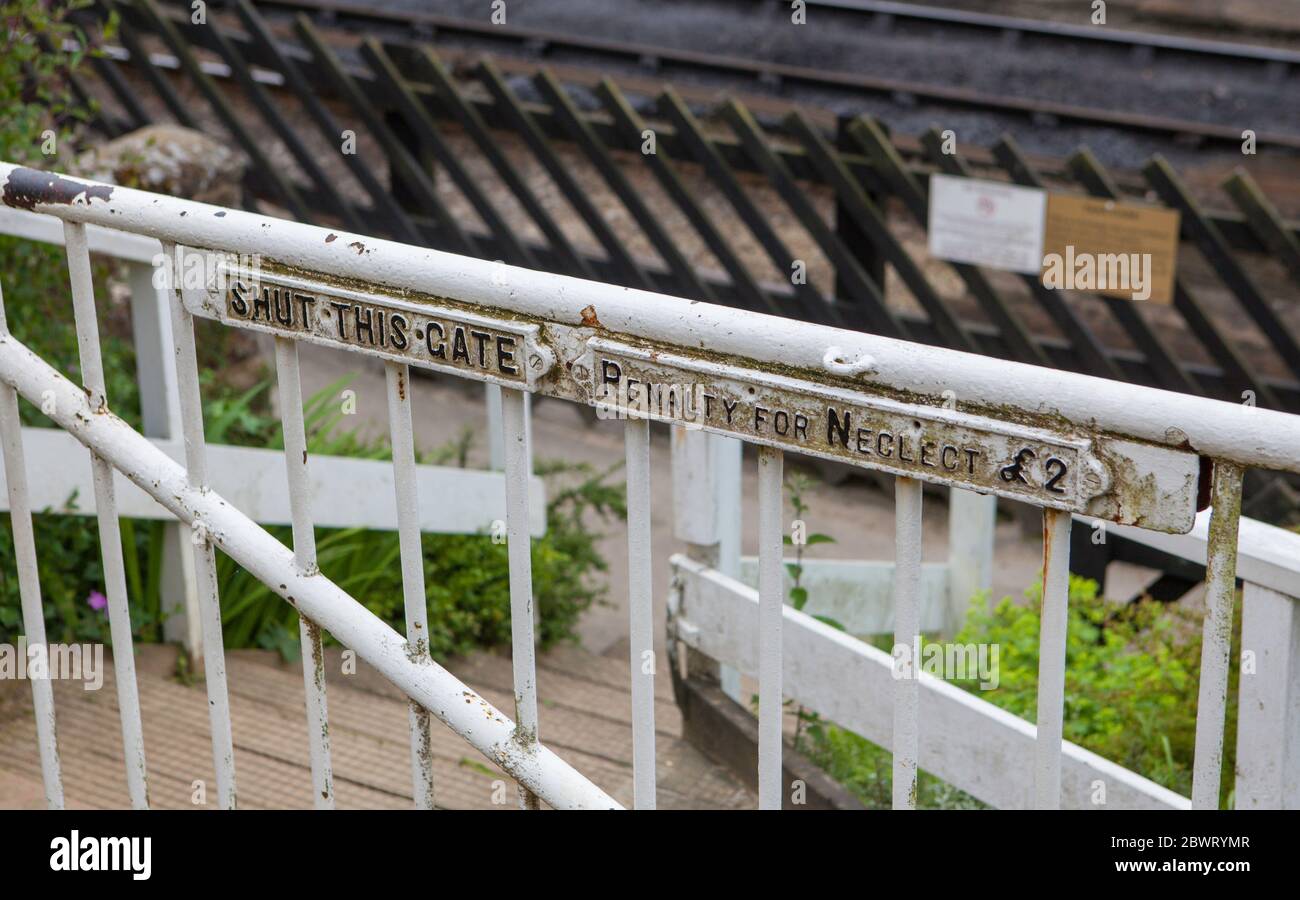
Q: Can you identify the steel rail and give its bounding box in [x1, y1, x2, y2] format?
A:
[6, 164, 1299, 475]
[751, 0, 1300, 65]
[253, 0, 1300, 67]
[205, 0, 1300, 151]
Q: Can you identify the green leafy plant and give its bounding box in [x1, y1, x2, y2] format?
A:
[799, 575, 1237, 808]
[206, 377, 625, 660]
[1, 0, 112, 167]
[775, 476, 1225, 808]
[780, 472, 840, 753]
[950, 576, 1238, 806]
[2, 372, 626, 663]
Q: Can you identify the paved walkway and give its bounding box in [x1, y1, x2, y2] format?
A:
[0, 644, 753, 810]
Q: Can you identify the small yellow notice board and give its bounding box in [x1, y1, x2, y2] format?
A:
[1041, 195, 1181, 305]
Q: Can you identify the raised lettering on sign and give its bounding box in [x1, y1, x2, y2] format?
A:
[207, 266, 547, 388]
[585, 341, 1107, 513]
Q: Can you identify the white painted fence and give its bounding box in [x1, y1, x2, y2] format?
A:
[1, 163, 1297, 812]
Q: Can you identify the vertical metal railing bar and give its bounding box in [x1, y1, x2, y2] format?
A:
[163, 242, 237, 809]
[272, 337, 335, 810]
[0, 284, 65, 809]
[502, 387, 541, 809]
[891, 476, 922, 809]
[384, 360, 437, 810]
[1191, 460, 1244, 810]
[624, 417, 657, 809]
[1033, 506, 1073, 809]
[64, 221, 150, 810]
[756, 445, 784, 809]
[485, 384, 505, 471]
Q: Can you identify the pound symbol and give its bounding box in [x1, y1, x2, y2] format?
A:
[1000, 448, 1035, 485]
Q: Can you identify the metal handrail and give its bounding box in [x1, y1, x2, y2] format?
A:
[4, 163, 1297, 811]
[3, 163, 1297, 473]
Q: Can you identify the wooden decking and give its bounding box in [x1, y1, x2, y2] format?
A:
[0, 644, 755, 810]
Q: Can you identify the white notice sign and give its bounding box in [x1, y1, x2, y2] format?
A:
[927, 174, 1047, 274]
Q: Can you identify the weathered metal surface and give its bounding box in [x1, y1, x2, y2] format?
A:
[0, 328, 619, 810]
[756, 445, 784, 810]
[164, 240, 238, 809]
[0, 286, 64, 808]
[10, 166, 1300, 477]
[273, 337, 335, 809]
[1034, 508, 1073, 809]
[624, 417, 657, 809]
[66, 221, 150, 810]
[1192, 461, 1244, 810]
[892, 477, 922, 810]
[385, 360, 437, 810]
[185, 256, 554, 390]
[580, 339, 1198, 531]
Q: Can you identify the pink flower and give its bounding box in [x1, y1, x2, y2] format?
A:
[87, 590, 108, 612]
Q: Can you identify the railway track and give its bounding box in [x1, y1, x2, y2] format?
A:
[237, 0, 1300, 152]
[729, 0, 1300, 69]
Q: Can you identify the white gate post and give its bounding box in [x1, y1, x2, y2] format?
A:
[713, 436, 744, 703]
[486, 383, 530, 476]
[671, 426, 719, 559]
[486, 383, 504, 470]
[946, 488, 996, 635]
[128, 260, 202, 664]
[672, 429, 746, 699]
[1236, 582, 1300, 809]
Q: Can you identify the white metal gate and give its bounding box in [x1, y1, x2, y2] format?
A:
[2, 162, 1298, 810]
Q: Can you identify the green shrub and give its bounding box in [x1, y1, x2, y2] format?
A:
[1, 0, 107, 167]
[950, 576, 1237, 805]
[801, 576, 1238, 809]
[198, 375, 625, 660]
[0, 372, 626, 660]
